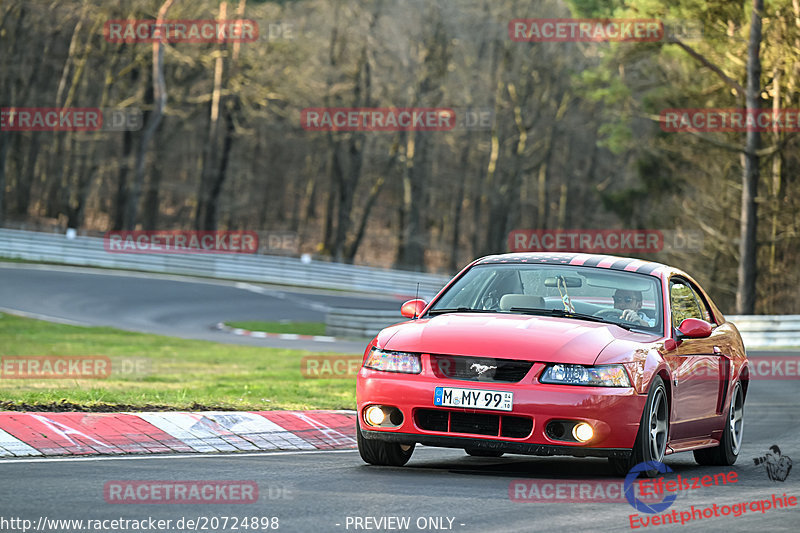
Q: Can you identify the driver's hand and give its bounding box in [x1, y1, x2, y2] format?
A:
[621, 309, 647, 326]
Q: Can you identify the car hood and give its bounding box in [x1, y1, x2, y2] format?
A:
[378, 313, 656, 365]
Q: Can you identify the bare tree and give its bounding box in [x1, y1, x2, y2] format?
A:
[126, 0, 174, 229]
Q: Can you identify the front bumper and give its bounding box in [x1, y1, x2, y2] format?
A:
[356, 360, 647, 454]
[360, 429, 631, 458]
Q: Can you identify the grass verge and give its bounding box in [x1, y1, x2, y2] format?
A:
[0, 313, 356, 411]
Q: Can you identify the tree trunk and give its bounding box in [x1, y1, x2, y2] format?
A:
[449, 136, 471, 271]
[15, 133, 40, 217]
[344, 175, 385, 263]
[736, 0, 764, 314]
[195, 1, 228, 230]
[127, 0, 174, 229]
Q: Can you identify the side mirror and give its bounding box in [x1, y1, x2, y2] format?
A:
[677, 318, 712, 339]
[401, 299, 427, 319]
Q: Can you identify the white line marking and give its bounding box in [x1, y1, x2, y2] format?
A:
[0, 306, 88, 326]
[0, 449, 357, 464]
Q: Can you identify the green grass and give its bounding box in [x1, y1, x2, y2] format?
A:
[225, 321, 327, 336]
[0, 313, 357, 411]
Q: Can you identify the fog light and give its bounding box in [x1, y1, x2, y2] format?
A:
[365, 406, 385, 426]
[572, 422, 593, 442]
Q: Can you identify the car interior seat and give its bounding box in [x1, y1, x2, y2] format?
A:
[499, 294, 546, 311]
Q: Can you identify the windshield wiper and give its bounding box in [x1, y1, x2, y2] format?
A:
[508, 307, 633, 330]
[427, 307, 498, 316]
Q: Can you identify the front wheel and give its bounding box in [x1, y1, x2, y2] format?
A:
[609, 375, 669, 477]
[357, 419, 415, 466]
[694, 381, 744, 466]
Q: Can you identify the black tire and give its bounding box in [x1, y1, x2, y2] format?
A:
[356, 419, 415, 466]
[694, 381, 744, 466]
[464, 447, 504, 458]
[609, 375, 669, 478]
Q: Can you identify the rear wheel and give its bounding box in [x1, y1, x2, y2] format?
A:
[356, 419, 415, 466]
[694, 381, 744, 466]
[609, 375, 669, 477]
[464, 447, 504, 457]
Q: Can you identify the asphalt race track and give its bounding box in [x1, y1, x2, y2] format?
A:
[0, 262, 798, 532]
[1, 370, 798, 533]
[0, 263, 402, 353]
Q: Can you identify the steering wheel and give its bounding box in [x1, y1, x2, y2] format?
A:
[480, 292, 499, 311]
[594, 308, 624, 320]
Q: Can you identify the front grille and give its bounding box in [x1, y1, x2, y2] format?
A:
[430, 355, 533, 383]
[450, 412, 499, 436]
[415, 409, 533, 439]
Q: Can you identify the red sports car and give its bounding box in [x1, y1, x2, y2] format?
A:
[356, 253, 748, 476]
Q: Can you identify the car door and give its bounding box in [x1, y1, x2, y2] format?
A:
[664, 279, 725, 440]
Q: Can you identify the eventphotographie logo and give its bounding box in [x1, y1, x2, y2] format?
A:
[624, 461, 678, 514]
[753, 445, 793, 482]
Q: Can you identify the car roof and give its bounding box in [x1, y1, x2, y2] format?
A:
[473, 252, 674, 278]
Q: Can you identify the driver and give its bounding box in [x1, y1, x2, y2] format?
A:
[613, 289, 654, 327]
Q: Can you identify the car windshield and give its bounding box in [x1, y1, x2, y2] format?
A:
[428, 263, 663, 333]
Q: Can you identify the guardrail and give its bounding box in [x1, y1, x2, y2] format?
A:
[324, 310, 800, 348]
[727, 315, 800, 349]
[326, 309, 404, 338]
[0, 228, 450, 298]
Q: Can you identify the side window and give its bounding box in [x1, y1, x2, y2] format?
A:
[691, 286, 714, 324]
[670, 281, 702, 328]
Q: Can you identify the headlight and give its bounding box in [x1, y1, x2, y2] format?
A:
[540, 364, 630, 387]
[363, 348, 422, 374]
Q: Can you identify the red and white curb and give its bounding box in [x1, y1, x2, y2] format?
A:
[0, 410, 356, 457]
[215, 322, 338, 342]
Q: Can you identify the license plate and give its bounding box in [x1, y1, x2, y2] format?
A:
[433, 387, 513, 411]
